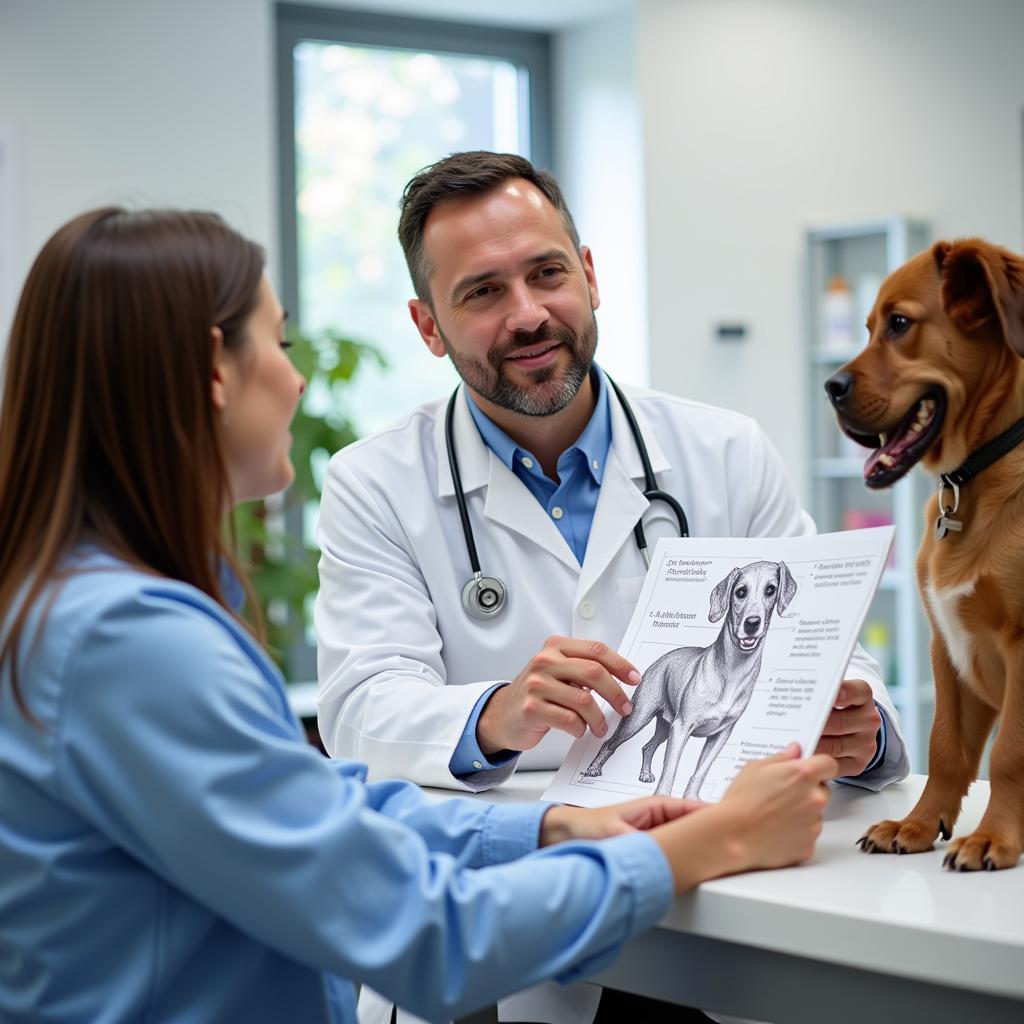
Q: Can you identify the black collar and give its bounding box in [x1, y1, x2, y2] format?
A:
[940, 415, 1024, 489]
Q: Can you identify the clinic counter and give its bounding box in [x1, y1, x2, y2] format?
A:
[421, 773, 1024, 1024]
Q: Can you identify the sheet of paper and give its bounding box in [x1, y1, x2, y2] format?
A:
[543, 526, 895, 807]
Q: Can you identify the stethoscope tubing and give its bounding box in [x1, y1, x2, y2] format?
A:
[446, 371, 688, 614]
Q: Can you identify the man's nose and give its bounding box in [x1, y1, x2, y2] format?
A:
[504, 284, 547, 334]
[743, 616, 761, 636]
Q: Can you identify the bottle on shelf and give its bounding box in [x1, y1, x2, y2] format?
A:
[820, 275, 854, 351]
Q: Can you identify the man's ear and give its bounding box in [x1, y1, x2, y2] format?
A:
[210, 325, 228, 412]
[580, 245, 601, 312]
[936, 238, 1024, 355]
[409, 299, 447, 359]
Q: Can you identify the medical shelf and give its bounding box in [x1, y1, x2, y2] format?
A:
[804, 217, 933, 771]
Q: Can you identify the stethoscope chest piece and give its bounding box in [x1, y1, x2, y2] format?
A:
[462, 572, 507, 620]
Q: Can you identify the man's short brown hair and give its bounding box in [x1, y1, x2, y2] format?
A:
[397, 151, 581, 303]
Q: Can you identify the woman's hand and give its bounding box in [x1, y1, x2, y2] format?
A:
[651, 743, 839, 893]
[539, 795, 707, 847]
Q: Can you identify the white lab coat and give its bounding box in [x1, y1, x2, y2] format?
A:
[315, 383, 908, 792]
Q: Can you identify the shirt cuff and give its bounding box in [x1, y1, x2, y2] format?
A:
[479, 801, 553, 866]
[448, 683, 519, 778]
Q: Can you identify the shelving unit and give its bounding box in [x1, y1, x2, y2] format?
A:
[804, 218, 933, 769]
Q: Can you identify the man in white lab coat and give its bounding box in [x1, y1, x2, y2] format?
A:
[314, 151, 909, 1023]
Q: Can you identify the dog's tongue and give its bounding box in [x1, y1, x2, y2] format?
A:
[863, 402, 931, 480]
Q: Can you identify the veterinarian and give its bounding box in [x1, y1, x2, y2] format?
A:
[0, 207, 841, 1023]
[316, 151, 909, 796]
[314, 152, 911, 1023]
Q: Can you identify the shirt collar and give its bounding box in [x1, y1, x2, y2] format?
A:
[463, 365, 612, 484]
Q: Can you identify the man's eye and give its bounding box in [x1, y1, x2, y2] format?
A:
[888, 313, 912, 336]
[734, 586, 747, 599]
[467, 286, 494, 301]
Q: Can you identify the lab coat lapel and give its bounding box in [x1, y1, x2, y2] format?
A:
[576, 451, 649, 598]
[483, 459, 581, 572]
[577, 382, 673, 597]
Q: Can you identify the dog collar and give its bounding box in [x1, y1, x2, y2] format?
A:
[935, 415, 1024, 539]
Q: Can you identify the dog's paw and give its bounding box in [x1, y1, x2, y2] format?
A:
[580, 767, 601, 778]
[857, 817, 940, 855]
[638, 770, 655, 784]
[943, 830, 1022, 871]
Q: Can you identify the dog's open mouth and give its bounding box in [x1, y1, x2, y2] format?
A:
[841, 390, 946, 489]
[737, 636, 762, 652]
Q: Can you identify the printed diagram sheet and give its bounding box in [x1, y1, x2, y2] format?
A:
[544, 527, 895, 807]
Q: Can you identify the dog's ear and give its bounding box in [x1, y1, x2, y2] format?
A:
[935, 239, 1024, 356]
[776, 562, 798, 615]
[709, 567, 739, 623]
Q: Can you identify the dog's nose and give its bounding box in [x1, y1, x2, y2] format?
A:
[743, 616, 761, 635]
[824, 371, 854, 408]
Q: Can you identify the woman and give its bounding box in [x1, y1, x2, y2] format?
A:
[0, 208, 836, 1023]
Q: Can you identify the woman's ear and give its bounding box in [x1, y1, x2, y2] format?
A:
[210, 325, 228, 413]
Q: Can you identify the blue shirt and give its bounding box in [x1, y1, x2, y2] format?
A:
[0, 547, 673, 1023]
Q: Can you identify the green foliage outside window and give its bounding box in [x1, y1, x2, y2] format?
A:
[233, 328, 385, 671]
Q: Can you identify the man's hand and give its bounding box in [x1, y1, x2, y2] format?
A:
[476, 636, 639, 755]
[814, 679, 882, 777]
[539, 796, 706, 847]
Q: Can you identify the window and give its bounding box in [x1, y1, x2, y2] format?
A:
[276, 5, 552, 679]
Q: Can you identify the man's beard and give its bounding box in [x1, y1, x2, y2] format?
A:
[440, 315, 598, 418]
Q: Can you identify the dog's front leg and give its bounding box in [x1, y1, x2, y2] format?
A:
[683, 723, 735, 800]
[860, 637, 995, 855]
[654, 719, 694, 796]
[944, 649, 1024, 871]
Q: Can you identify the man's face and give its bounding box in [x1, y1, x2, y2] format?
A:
[408, 178, 600, 417]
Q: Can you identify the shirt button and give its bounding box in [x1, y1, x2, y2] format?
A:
[579, 601, 595, 619]
[472, 760, 483, 770]
[592, 459, 600, 470]
[551, 506, 564, 520]
[521, 456, 534, 469]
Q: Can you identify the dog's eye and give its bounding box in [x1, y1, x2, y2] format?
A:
[765, 584, 776, 597]
[734, 585, 747, 600]
[887, 312, 913, 337]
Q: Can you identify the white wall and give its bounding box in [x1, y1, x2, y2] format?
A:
[554, 5, 649, 385]
[0, 0, 277, 344]
[637, 0, 1024, 498]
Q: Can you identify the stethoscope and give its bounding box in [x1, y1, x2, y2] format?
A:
[445, 372, 689, 621]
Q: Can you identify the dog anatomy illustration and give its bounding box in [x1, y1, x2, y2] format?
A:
[582, 561, 797, 797]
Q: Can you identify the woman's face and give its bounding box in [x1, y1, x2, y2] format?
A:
[218, 276, 306, 505]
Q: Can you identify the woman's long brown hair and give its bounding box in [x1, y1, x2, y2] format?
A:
[0, 208, 266, 718]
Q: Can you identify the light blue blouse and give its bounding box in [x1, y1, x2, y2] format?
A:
[0, 548, 672, 1023]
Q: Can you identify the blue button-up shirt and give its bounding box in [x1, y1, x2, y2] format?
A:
[0, 547, 673, 1022]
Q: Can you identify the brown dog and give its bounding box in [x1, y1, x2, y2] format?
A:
[825, 238, 1024, 871]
